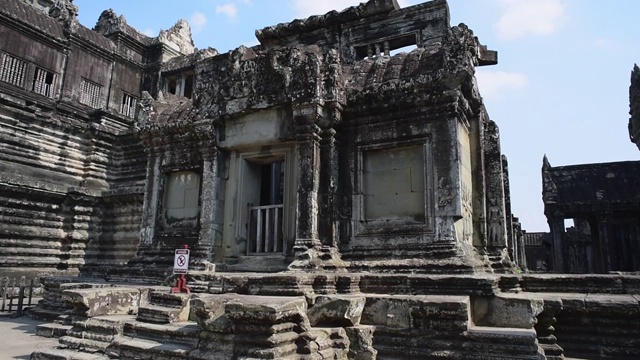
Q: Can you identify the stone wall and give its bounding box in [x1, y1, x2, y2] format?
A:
[0, 0, 192, 276]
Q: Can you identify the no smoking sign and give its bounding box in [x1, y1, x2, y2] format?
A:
[173, 248, 190, 274]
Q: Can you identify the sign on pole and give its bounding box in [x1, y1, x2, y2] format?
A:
[173, 248, 190, 274]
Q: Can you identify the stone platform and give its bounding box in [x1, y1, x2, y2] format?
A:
[28, 272, 640, 359]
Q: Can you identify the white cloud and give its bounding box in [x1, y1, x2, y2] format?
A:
[216, 3, 238, 19]
[494, 0, 566, 41]
[475, 70, 528, 100]
[142, 28, 155, 37]
[190, 12, 208, 33]
[292, 0, 412, 18]
[593, 37, 619, 51]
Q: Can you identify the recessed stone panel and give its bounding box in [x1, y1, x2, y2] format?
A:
[165, 171, 201, 227]
[363, 145, 425, 222]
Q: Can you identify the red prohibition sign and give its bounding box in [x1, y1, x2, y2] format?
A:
[177, 255, 187, 267]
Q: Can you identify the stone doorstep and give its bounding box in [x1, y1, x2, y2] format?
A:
[36, 322, 73, 338]
[31, 348, 111, 360]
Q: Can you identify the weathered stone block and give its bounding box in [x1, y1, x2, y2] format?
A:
[62, 287, 140, 317]
[307, 295, 365, 327]
[473, 294, 543, 329]
[190, 293, 235, 333]
[345, 325, 378, 360]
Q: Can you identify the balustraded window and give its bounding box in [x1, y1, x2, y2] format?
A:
[120, 92, 137, 117]
[32, 67, 56, 98]
[79, 79, 103, 108]
[247, 161, 285, 254]
[0, 53, 28, 88]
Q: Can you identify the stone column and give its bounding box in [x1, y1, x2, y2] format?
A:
[595, 215, 612, 273]
[502, 155, 514, 258]
[483, 120, 507, 249]
[196, 126, 223, 267]
[290, 102, 323, 266]
[139, 135, 162, 246]
[548, 218, 565, 273]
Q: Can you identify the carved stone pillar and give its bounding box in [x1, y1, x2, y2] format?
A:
[290, 102, 323, 267]
[484, 120, 508, 250]
[318, 102, 342, 248]
[196, 125, 223, 266]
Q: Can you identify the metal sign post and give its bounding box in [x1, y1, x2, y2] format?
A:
[170, 244, 191, 294]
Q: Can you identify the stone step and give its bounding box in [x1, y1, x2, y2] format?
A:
[122, 320, 201, 346]
[111, 337, 193, 360]
[36, 323, 73, 338]
[464, 326, 543, 359]
[148, 291, 190, 308]
[31, 348, 110, 360]
[137, 304, 189, 324]
[29, 308, 66, 322]
[59, 335, 110, 353]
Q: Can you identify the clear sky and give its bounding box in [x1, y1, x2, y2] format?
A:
[74, 0, 640, 232]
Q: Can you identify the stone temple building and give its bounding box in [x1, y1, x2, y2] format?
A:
[4, 1, 640, 360]
[0, 0, 520, 277]
[540, 65, 640, 274]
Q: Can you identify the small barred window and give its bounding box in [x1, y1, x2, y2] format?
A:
[0, 53, 28, 88]
[32, 67, 56, 98]
[79, 79, 102, 108]
[120, 92, 137, 117]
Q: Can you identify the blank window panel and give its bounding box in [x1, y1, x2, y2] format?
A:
[164, 171, 201, 227]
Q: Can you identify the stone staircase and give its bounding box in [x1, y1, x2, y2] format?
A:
[136, 290, 190, 324]
[31, 288, 198, 360]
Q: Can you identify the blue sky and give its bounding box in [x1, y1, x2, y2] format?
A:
[75, 0, 640, 232]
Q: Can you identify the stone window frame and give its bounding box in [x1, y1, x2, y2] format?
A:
[162, 70, 195, 99]
[155, 166, 203, 240]
[353, 137, 435, 236]
[234, 146, 297, 256]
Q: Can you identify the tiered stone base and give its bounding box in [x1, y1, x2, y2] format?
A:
[28, 273, 640, 360]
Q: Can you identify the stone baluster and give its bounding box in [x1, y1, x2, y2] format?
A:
[534, 298, 564, 360]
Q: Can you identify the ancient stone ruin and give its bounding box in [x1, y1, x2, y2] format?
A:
[0, 0, 639, 359]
